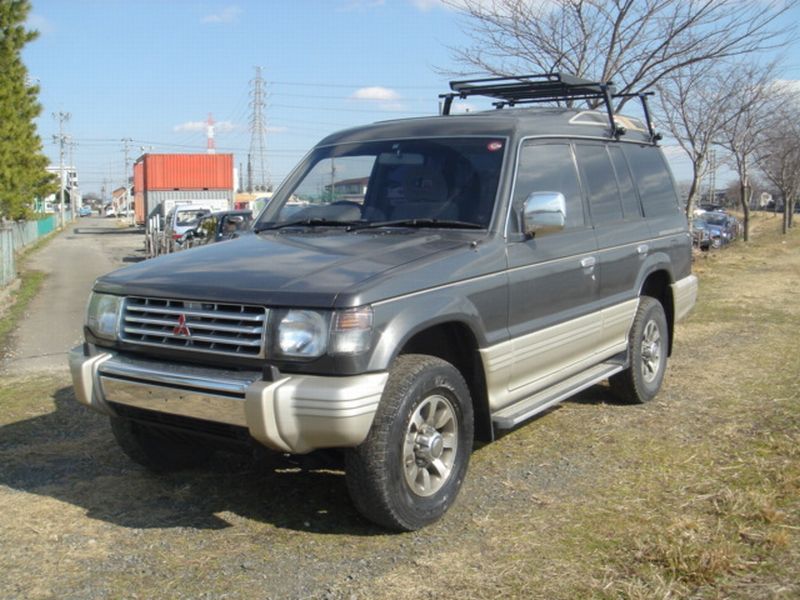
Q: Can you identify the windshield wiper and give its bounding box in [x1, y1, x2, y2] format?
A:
[254, 218, 362, 232]
[352, 218, 484, 230]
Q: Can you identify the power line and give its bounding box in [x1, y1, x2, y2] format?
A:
[268, 80, 441, 90]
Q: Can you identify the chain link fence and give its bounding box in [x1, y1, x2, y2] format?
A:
[0, 213, 69, 286]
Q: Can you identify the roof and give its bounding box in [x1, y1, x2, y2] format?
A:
[318, 106, 654, 147]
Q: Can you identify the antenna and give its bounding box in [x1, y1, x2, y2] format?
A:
[206, 113, 216, 154]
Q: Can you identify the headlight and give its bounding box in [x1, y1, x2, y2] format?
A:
[276, 310, 328, 358]
[86, 292, 123, 341]
[273, 306, 374, 359]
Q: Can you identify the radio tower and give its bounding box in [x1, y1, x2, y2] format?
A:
[248, 66, 270, 192]
[206, 113, 216, 154]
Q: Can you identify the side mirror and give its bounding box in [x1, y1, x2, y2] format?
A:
[522, 192, 566, 238]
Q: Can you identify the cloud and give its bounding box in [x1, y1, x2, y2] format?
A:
[174, 120, 237, 133]
[409, 0, 443, 11]
[350, 87, 406, 111]
[449, 101, 477, 114]
[26, 13, 55, 34]
[202, 6, 242, 24]
[773, 79, 800, 94]
[351, 86, 400, 101]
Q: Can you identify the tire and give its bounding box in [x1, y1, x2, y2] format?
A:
[345, 354, 474, 531]
[610, 296, 669, 404]
[109, 417, 213, 473]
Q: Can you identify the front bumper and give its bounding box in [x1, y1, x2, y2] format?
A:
[68, 346, 388, 454]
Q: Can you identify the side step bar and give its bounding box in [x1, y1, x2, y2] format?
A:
[492, 360, 626, 430]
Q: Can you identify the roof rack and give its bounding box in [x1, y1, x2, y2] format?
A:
[439, 73, 660, 142]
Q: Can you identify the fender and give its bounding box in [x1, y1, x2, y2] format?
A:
[367, 289, 493, 372]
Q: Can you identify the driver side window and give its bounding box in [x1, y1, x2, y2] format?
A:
[513, 142, 585, 230]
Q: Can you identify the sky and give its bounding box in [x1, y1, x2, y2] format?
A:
[22, 0, 800, 197]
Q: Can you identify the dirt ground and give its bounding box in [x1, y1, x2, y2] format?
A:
[0, 213, 797, 599]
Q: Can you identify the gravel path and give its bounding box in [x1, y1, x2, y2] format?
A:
[2, 217, 143, 373]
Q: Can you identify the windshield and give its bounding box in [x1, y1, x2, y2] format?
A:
[176, 209, 209, 227]
[701, 213, 727, 226]
[255, 138, 506, 230]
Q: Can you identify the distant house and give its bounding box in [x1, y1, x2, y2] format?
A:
[325, 177, 370, 202]
[111, 187, 128, 214]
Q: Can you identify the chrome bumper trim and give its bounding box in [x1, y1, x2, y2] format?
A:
[99, 356, 258, 397]
[69, 346, 388, 454]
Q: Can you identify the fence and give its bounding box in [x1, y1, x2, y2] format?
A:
[0, 212, 71, 287]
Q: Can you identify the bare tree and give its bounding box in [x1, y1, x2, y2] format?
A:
[447, 0, 797, 107]
[756, 90, 800, 234]
[655, 63, 740, 217]
[716, 62, 781, 241]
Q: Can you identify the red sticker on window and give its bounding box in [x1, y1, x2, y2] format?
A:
[487, 141, 503, 152]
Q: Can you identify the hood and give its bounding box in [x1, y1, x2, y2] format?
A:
[95, 230, 471, 307]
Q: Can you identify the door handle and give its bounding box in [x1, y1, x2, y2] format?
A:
[637, 244, 649, 255]
[580, 256, 596, 269]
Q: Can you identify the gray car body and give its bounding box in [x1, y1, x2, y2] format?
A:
[88, 106, 693, 440]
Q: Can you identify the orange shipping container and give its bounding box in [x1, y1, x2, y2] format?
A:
[135, 153, 234, 191]
[134, 191, 145, 225]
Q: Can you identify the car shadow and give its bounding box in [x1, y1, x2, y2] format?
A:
[490, 382, 631, 440]
[73, 227, 145, 235]
[0, 386, 385, 536]
[567, 383, 631, 406]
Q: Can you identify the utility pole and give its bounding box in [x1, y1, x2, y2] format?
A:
[68, 138, 78, 217]
[52, 111, 70, 227]
[122, 137, 133, 224]
[248, 66, 270, 192]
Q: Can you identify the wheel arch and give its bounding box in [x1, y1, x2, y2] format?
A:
[396, 321, 493, 443]
[637, 267, 675, 355]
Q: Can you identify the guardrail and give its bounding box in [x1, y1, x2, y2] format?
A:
[0, 212, 71, 286]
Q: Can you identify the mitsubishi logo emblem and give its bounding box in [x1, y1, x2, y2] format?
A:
[173, 314, 191, 337]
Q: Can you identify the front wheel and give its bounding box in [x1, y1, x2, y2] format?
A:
[345, 354, 474, 531]
[610, 296, 669, 404]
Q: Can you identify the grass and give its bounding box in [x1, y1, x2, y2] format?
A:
[0, 226, 60, 349]
[0, 270, 46, 350]
[0, 214, 797, 599]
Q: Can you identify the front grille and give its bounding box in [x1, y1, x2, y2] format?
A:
[120, 296, 267, 358]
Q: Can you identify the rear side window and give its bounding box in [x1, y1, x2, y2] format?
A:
[574, 144, 623, 225]
[623, 145, 680, 217]
[608, 145, 642, 220]
[514, 142, 584, 229]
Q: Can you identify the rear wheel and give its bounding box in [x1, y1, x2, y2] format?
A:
[610, 296, 669, 404]
[345, 354, 473, 531]
[110, 417, 213, 472]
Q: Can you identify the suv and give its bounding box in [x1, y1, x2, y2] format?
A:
[69, 74, 697, 531]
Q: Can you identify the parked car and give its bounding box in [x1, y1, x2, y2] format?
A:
[700, 212, 734, 247]
[69, 73, 697, 531]
[178, 210, 253, 250]
[160, 206, 212, 254]
[78, 205, 93, 217]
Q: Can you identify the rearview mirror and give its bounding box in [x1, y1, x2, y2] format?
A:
[522, 192, 566, 238]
